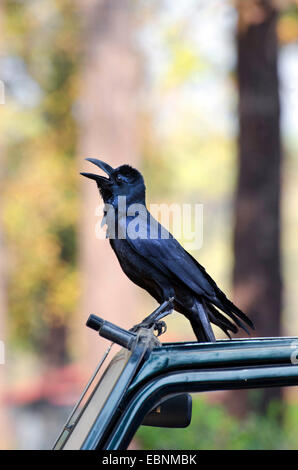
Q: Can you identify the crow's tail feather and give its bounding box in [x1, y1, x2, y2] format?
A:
[186, 292, 254, 342]
[206, 303, 238, 339]
[211, 290, 254, 336]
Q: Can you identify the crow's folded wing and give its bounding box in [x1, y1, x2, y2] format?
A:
[125, 230, 217, 299]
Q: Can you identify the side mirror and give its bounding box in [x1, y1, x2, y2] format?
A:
[142, 393, 192, 428]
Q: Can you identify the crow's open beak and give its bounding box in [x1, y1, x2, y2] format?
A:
[80, 158, 114, 185]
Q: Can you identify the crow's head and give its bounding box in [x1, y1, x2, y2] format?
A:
[81, 158, 146, 205]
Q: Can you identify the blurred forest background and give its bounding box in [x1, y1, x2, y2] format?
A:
[0, 0, 298, 449]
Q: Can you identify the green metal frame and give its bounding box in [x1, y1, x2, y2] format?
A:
[79, 335, 298, 450]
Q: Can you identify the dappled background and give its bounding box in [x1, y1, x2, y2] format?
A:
[0, 0, 298, 449]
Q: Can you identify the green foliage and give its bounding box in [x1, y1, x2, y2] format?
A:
[162, 24, 207, 89]
[1, 0, 80, 354]
[278, 5, 298, 44]
[136, 395, 298, 450]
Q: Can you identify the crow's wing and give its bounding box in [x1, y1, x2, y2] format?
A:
[124, 214, 216, 298]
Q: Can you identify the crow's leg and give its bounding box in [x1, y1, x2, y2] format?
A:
[142, 297, 175, 323]
[130, 297, 174, 335]
[189, 298, 216, 342]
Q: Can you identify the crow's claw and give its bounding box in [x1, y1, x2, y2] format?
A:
[153, 320, 167, 336]
[129, 319, 167, 336]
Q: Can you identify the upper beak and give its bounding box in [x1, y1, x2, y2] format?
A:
[80, 158, 114, 184]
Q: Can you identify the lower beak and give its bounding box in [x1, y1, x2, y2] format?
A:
[80, 172, 110, 184]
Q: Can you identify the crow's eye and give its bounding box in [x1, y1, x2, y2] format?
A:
[116, 174, 124, 183]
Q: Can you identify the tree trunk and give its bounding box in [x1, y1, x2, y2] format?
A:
[77, 0, 141, 371]
[230, 0, 283, 416]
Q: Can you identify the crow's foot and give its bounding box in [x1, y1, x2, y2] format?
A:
[152, 320, 167, 336]
[130, 319, 167, 336]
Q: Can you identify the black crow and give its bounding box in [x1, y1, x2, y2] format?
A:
[81, 159, 254, 342]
